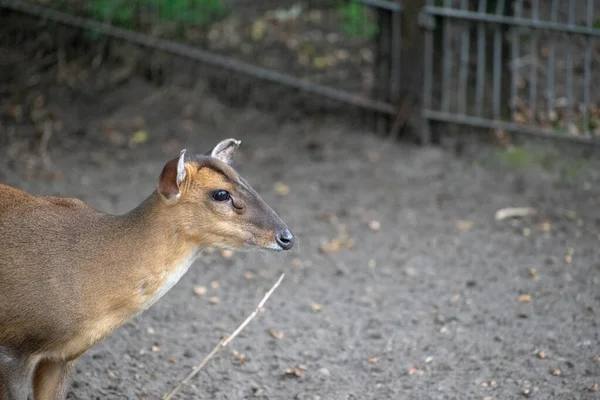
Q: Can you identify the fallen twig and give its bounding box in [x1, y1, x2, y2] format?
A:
[495, 207, 537, 221]
[162, 273, 285, 400]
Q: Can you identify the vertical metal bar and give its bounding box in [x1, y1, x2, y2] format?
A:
[390, 9, 402, 106]
[441, 0, 452, 112]
[475, 0, 488, 117]
[458, 0, 469, 115]
[565, 0, 575, 132]
[528, 0, 538, 122]
[583, 0, 593, 137]
[492, 0, 506, 120]
[422, 0, 434, 144]
[546, 0, 558, 120]
[510, 0, 523, 118]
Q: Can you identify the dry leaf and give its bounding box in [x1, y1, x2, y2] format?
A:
[565, 248, 574, 264]
[551, 369, 561, 376]
[367, 356, 379, 364]
[589, 384, 598, 392]
[273, 4, 303, 22]
[519, 294, 532, 303]
[408, 365, 420, 375]
[319, 235, 355, 254]
[291, 258, 304, 269]
[193, 286, 207, 296]
[268, 328, 284, 339]
[538, 221, 551, 232]
[251, 18, 267, 41]
[274, 182, 290, 196]
[232, 350, 248, 365]
[319, 239, 340, 253]
[244, 271, 255, 280]
[168, 358, 176, 363]
[107, 370, 116, 378]
[313, 56, 327, 69]
[514, 110, 528, 123]
[529, 268, 537, 278]
[481, 380, 497, 387]
[456, 220, 474, 231]
[284, 367, 304, 377]
[130, 130, 148, 145]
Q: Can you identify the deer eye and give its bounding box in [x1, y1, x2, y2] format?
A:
[211, 190, 231, 202]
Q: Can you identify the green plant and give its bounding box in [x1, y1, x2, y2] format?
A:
[338, 1, 378, 39]
[496, 146, 536, 169]
[88, 0, 134, 26]
[148, 0, 226, 26]
[495, 145, 587, 178]
[82, 0, 226, 33]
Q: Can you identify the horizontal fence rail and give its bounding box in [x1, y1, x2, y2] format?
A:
[421, 0, 600, 144]
[0, 0, 402, 117]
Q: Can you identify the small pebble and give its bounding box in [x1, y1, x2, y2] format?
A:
[368, 220, 381, 231]
[193, 286, 207, 296]
[536, 350, 546, 359]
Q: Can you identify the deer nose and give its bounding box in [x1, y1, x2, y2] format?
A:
[275, 229, 294, 250]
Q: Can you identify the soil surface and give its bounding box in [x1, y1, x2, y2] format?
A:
[2, 25, 600, 400]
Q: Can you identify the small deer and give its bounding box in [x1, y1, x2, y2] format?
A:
[0, 138, 294, 400]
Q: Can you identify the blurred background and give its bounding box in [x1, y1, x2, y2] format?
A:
[1, 0, 600, 399]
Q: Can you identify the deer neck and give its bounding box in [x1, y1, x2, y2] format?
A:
[106, 191, 201, 312]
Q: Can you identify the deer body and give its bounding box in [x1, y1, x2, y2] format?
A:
[0, 139, 294, 400]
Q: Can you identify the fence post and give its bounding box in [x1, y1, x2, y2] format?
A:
[374, 6, 392, 135]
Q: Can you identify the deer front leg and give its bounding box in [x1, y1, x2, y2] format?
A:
[0, 346, 33, 400]
[33, 359, 75, 400]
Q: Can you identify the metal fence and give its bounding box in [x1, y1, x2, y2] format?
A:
[0, 0, 402, 120]
[2, 0, 600, 144]
[421, 0, 600, 144]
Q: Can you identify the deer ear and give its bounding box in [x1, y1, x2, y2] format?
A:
[158, 149, 187, 200]
[208, 138, 241, 165]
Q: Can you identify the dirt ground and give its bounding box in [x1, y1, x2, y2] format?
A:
[2, 34, 600, 400]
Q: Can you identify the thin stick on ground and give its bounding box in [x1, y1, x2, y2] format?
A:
[162, 273, 285, 400]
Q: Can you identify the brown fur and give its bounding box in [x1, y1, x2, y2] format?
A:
[0, 140, 293, 399]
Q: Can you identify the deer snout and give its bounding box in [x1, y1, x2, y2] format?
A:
[275, 228, 294, 251]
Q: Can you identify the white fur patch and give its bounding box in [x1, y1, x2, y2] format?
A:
[266, 242, 283, 251]
[142, 252, 197, 310]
